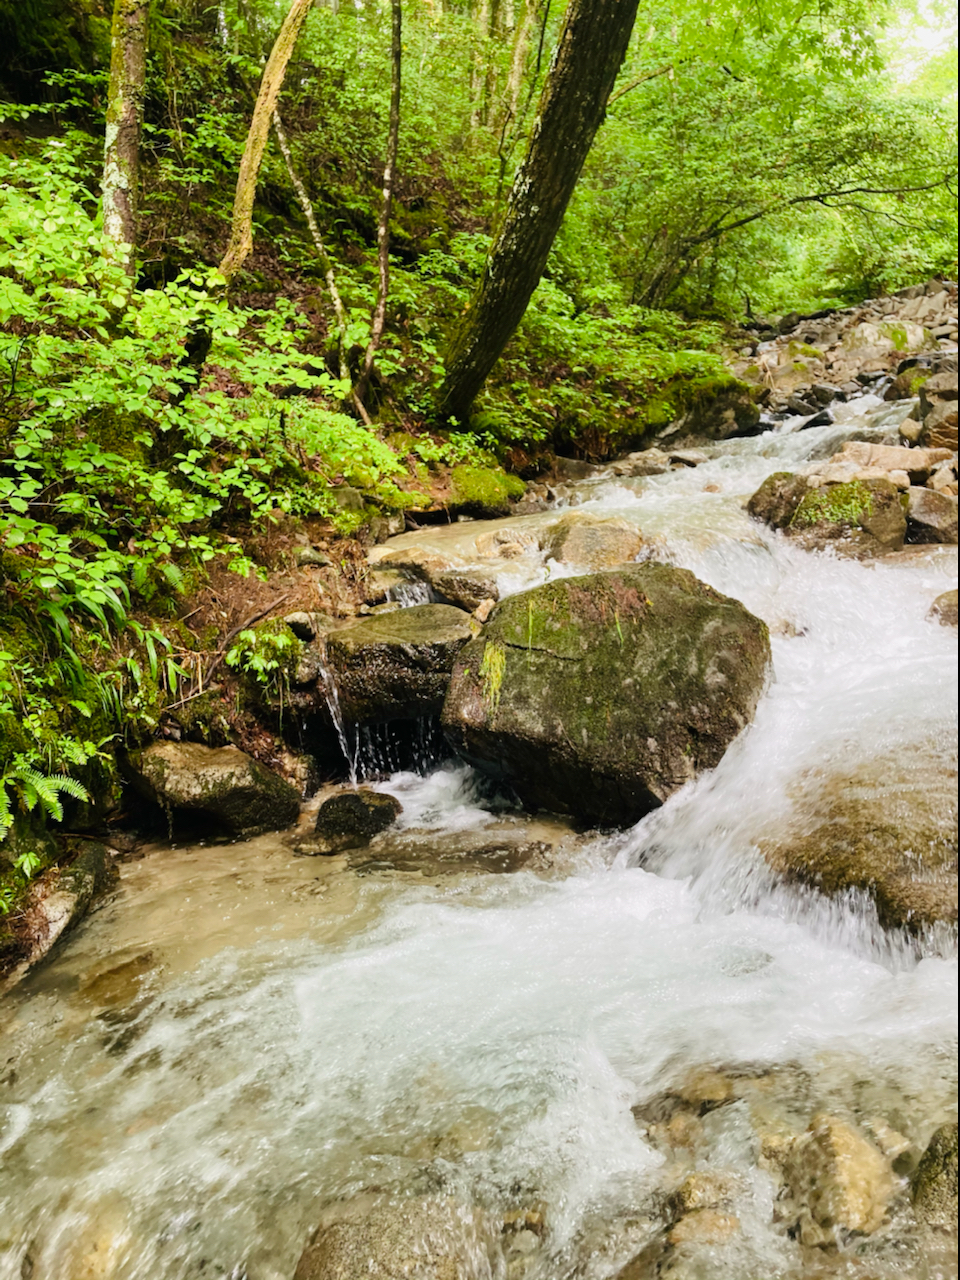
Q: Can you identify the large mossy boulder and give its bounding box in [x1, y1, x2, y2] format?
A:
[293, 1195, 503, 1280]
[441, 564, 770, 827]
[656, 375, 761, 441]
[128, 741, 301, 839]
[326, 604, 475, 723]
[760, 751, 958, 931]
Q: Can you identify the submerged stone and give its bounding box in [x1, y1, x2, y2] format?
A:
[912, 1123, 959, 1229]
[543, 510, 644, 569]
[293, 1195, 503, 1280]
[315, 788, 402, 847]
[441, 563, 770, 827]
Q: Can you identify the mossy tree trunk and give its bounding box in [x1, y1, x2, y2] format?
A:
[218, 0, 315, 284]
[102, 0, 149, 275]
[437, 0, 641, 422]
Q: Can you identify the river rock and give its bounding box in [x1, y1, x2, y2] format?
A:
[670, 379, 761, 440]
[127, 741, 301, 838]
[783, 1113, 897, 1242]
[760, 750, 958, 930]
[746, 472, 809, 529]
[912, 1123, 959, 1229]
[441, 564, 770, 827]
[920, 400, 959, 451]
[325, 604, 475, 723]
[314, 788, 402, 850]
[293, 1195, 503, 1280]
[432, 568, 500, 612]
[929, 589, 958, 626]
[543, 511, 644, 569]
[3, 842, 116, 987]
[748, 473, 907, 557]
[905, 487, 958, 543]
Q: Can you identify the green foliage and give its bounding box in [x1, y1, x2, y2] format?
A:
[792, 481, 875, 527]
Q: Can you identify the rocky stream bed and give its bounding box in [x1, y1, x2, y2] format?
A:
[0, 285, 957, 1279]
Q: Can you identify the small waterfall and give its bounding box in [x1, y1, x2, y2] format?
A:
[355, 717, 447, 780]
[316, 638, 359, 784]
[387, 579, 434, 607]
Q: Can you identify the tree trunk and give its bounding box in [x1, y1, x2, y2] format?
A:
[504, 0, 537, 124]
[102, 0, 149, 274]
[353, 0, 402, 409]
[438, 0, 640, 422]
[218, 0, 315, 284]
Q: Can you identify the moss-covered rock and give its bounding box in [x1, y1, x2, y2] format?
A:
[449, 464, 525, 517]
[760, 751, 958, 931]
[747, 474, 907, 557]
[912, 1123, 958, 1229]
[326, 604, 475, 724]
[315, 788, 402, 845]
[655, 374, 761, 441]
[127, 741, 301, 839]
[441, 564, 770, 827]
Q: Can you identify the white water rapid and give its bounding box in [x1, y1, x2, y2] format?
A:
[0, 401, 956, 1280]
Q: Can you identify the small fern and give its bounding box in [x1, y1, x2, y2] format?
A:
[0, 762, 89, 835]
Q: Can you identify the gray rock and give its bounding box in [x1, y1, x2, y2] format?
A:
[441, 564, 770, 827]
[787, 393, 818, 415]
[293, 1195, 503, 1280]
[669, 448, 710, 467]
[912, 1124, 959, 1229]
[811, 383, 840, 405]
[295, 546, 332, 568]
[326, 604, 475, 724]
[746, 472, 808, 530]
[906, 487, 958, 544]
[432, 569, 500, 612]
[127, 741, 301, 839]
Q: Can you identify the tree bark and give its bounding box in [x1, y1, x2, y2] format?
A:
[218, 0, 315, 284]
[438, 0, 640, 422]
[102, 0, 149, 274]
[353, 0, 402, 408]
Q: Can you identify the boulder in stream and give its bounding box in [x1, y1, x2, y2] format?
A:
[543, 511, 644, 570]
[929, 588, 958, 626]
[312, 787, 402, 852]
[906, 487, 958, 544]
[759, 749, 958, 931]
[441, 564, 770, 827]
[293, 1195, 503, 1280]
[783, 1113, 897, 1243]
[747, 473, 907, 557]
[325, 604, 475, 723]
[127, 741, 301, 839]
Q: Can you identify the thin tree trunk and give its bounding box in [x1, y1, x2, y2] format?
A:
[218, 0, 315, 284]
[102, 0, 149, 274]
[272, 110, 373, 424]
[353, 0, 402, 408]
[438, 0, 641, 422]
[504, 0, 536, 122]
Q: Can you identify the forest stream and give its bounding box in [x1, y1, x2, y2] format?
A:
[1, 394, 957, 1280]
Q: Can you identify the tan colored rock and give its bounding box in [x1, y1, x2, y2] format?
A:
[667, 1210, 740, 1246]
[543, 511, 644, 569]
[761, 749, 958, 930]
[784, 1113, 896, 1237]
[669, 1172, 740, 1216]
[677, 1067, 734, 1112]
[293, 1196, 503, 1280]
[912, 1123, 958, 1230]
[906, 486, 958, 544]
[900, 418, 924, 444]
[474, 527, 542, 559]
[920, 400, 959, 451]
[929, 589, 958, 626]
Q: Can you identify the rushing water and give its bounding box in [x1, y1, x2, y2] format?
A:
[0, 402, 957, 1279]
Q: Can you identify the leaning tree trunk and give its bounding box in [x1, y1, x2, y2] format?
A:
[102, 0, 149, 274]
[438, 0, 641, 422]
[218, 0, 315, 284]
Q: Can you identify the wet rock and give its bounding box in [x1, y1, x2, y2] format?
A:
[293, 1195, 503, 1280]
[906, 487, 958, 544]
[834, 441, 951, 484]
[474, 527, 542, 560]
[364, 567, 411, 604]
[788, 478, 906, 557]
[746, 471, 809, 529]
[432, 568, 500, 612]
[668, 448, 710, 467]
[611, 448, 670, 477]
[326, 604, 475, 724]
[928, 588, 958, 626]
[127, 741, 301, 838]
[760, 751, 958, 930]
[309, 788, 402, 853]
[668, 1172, 741, 1217]
[797, 409, 834, 429]
[667, 1209, 740, 1246]
[543, 511, 644, 570]
[912, 1123, 958, 1229]
[4, 842, 116, 985]
[919, 400, 959, 451]
[783, 1113, 897, 1241]
[442, 564, 770, 827]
